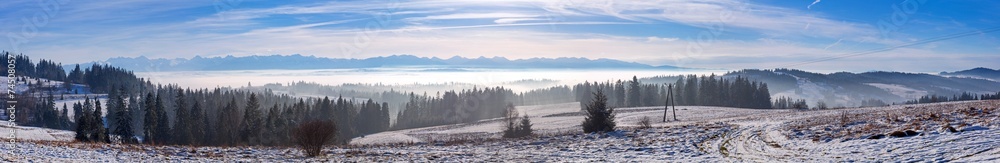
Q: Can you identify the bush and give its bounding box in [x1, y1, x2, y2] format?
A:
[293, 120, 337, 157]
[502, 103, 533, 138]
[583, 91, 615, 133]
[814, 101, 828, 110]
[839, 111, 850, 127]
[637, 116, 652, 129]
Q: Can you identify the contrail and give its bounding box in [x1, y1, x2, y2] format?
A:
[807, 0, 822, 9]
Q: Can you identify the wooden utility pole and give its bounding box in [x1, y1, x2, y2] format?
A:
[670, 84, 677, 121]
[663, 84, 669, 122]
[663, 84, 678, 122]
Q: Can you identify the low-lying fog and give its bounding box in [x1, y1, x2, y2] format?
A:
[135, 68, 724, 92]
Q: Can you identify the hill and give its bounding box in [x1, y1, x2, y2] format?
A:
[940, 67, 1000, 81]
[641, 69, 1000, 107]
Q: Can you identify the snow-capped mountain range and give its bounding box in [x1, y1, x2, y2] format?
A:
[66, 54, 683, 72]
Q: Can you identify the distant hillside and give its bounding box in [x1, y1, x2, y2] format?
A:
[641, 68, 1000, 107]
[725, 69, 1000, 106]
[940, 67, 1000, 81]
[66, 54, 683, 72]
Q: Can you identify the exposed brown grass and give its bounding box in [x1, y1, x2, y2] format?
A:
[783, 100, 1000, 140]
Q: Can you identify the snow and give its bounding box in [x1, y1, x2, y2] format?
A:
[54, 95, 110, 121]
[351, 103, 786, 145]
[866, 83, 928, 99]
[0, 120, 74, 142]
[1, 100, 999, 162]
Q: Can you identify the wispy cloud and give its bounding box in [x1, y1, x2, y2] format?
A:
[824, 39, 843, 50]
[2, 0, 996, 72]
[807, 0, 822, 9]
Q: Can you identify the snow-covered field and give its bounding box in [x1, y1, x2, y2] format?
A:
[866, 83, 929, 100]
[0, 120, 74, 142]
[1, 100, 999, 162]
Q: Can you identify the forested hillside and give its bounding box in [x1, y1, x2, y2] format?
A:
[3, 52, 395, 146]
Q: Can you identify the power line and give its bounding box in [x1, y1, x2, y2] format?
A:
[780, 26, 1000, 68]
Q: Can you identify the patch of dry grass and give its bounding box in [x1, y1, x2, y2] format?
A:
[782, 100, 1000, 141]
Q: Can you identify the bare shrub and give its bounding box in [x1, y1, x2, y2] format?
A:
[502, 103, 533, 138]
[839, 111, 851, 127]
[637, 116, 652, 129]
[293, 120, 337, 157]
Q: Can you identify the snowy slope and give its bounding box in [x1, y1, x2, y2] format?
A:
[1, 101, 998, 162]
[0, 120, 74, 141]
[351, 102, 787, 145]
[865, 83, 928, 100]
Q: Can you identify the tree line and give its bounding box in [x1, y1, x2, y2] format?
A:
[904, 91, 1000, 104]
[394, 87, 514, 129]
[772, 96, 809, 109]
[2, 52, 66, 82]
[70, 84, 395, 146]
[2, 53, 395, 147]
[568, 75, 773, 109]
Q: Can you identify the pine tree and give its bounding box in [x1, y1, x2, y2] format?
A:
[262, 104, 280, 146]
[75, 101, 91, 142]
[684, 75, 698, 105]
[154, 93, 172, 144]
[627, 76, 641, 107]
[217, 97, 239, 146]
[502, 103, 519, 138]
[241, 93, 262, 145]
[106, 86, 120, 134]
[190, 100, 204, 146]
[142, 93, 158, 144]
[72, 103, 83, 123]
[173, 89, 190, 145]
[113, 88, 134, 143]
[517, 114, 533, 137]
[83, 98, 95, 141]
[380, 102, 390, 132]
[60, 103, 70, 129]
[94, 99, 109, 143]
[582, 91, 615, 133]
[614, 80, 626, 107]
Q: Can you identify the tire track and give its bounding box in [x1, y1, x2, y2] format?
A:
[698, 121, 811, 162]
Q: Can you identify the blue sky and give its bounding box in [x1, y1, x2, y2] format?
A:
[1, 0, 998, 72]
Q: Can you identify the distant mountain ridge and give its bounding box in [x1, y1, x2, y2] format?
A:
[940, 67, 1000, 81]
[65, 54, 683, 72]
[641, 68, 1000, 107]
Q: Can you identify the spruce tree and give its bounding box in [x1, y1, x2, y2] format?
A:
[74, 102, 91, 142]
[190, 100, 204, 146]
[582, 91, 615, 133]
[113, 88, 134, 143]
[614, 80, 626, 107]
[105, 86, 120, 135]
[218, 97, 239, 146]
[154, 93, 172, 144]
[517, 114, 533, 137]
[94, 99, 109, 143]
[628, 76, 641, 107]
[502, 103, 519, 138]
[241, 93, 261, 145]
[173, 90, 190, 145]
[142, 93, 158, 144]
